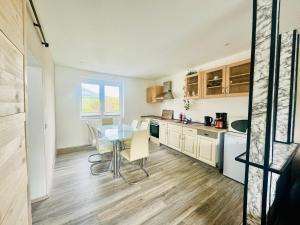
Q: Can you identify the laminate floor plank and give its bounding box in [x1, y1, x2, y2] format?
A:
[32, 143, 243, 225]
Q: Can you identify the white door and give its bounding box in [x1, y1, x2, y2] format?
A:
[182, 134, 197, 158]
[159, 123, 168, 145]
[167, 128, 182, 151]
[26, 66, 47, 201]
[223, 132, 246, 184]
[197, 137, 216, 166]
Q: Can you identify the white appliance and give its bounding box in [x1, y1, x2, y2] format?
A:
[223, 132, 246, 184]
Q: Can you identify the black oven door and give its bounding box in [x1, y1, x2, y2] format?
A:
[150, 123, 159, 138]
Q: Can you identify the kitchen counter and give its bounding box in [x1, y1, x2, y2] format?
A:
[141, 115, 227, 133]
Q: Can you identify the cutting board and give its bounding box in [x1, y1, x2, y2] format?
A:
[162, 110, 174, 120]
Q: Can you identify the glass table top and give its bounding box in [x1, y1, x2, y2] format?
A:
[95, 124, 134, 142]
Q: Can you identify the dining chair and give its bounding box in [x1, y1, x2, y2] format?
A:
[89, 126, 113, 175]
[139, 120, 150, 130]
[86, 118, 112, 167]
[131, 119, 139, 130]
[86, 122, 96, 146]
[120, 130, 150, 184]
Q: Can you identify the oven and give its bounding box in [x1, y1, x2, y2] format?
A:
[150, 119, 160, 138]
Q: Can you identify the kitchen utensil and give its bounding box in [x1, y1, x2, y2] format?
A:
[162, 109, 174, 120]
[204, 116, 213, 126]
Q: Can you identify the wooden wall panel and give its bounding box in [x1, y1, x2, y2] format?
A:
[0, 31, 24, 116]
[0, 0, 30, 224]
[0, 113, 28, 225]
[0, 0, 24, 53]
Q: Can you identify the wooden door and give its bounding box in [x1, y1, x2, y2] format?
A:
[225, 59, 251, 96]
[197, 137, 217, 167]
[167, 125, 182, 151]
[159, 122, 168, 145]
[0, 0, 30, 224]
[203, 66, 226, 98]
[146, 87, 152, 103]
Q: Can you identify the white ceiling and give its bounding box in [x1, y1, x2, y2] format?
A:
[34, 0, 300, 79]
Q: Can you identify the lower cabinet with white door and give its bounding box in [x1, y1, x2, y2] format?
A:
[182, 127, 198, 158]
[161, 121, 225, 169]
[167, 124, 182, 151]
[197, 136, 217, 167]
[159, 121, 168, 145]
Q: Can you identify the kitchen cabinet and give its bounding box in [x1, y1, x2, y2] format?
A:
[159, 121, 168, 145]
[146, 86, 163, 103]
[225, 59, 251, 96]
[159, 120, 224, 168]
[181, 127, 197, 158]
[203, 66, 226, 98]
[197, 136, 217, 167]
[167, 124, 182, 151]
[184, 73, 202, 99]
[184, 59, 251, 99]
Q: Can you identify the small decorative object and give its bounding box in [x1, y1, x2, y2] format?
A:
[179, 112, 183, 121]
[213, 75, 219, 80]
[186, 70, 197, 76]
[183, 99, 191, 111]
[192, 90, 196, 96]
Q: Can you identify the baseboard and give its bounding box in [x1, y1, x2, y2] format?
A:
[56, 144, 94, 155]
[31, 195, 49, 204]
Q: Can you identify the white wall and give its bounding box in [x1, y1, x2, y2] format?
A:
[55, 65, 155, 149]
[27, 66, 47, 201]
[152, 51, 251, 122]
[26, 7, 56, 197]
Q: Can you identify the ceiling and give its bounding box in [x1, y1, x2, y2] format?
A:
[34, 0, 300, 79]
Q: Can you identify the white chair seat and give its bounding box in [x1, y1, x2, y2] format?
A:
[97, 140, 113, 154]
[120, 149, 130, 161]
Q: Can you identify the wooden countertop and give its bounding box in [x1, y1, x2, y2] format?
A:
[141, 115, 227, 133]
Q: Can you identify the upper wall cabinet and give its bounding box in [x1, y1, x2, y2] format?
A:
[146, 86, 163, 103]
[0, 0, 24, 53]
[185, 72, 202, 99]
[203, 66, 226, 98]
[225, 59, 251, 96]
[184, 59, 251, 99]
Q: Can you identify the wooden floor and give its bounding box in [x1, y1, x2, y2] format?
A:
[32, 143, 243, 225]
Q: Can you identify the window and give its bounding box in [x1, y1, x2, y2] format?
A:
[105, 85, 120, 114]
[81, 83, 100, 116]
[81, 80, 122, 117]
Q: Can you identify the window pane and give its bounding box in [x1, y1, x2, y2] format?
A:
[81, 83, 100, 115]
[105, 86, 120, 114]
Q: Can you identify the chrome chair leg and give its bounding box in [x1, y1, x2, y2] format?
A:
[119, 157, 149, 184]
[90, 160, 112, 176]
[88, 153, 102, 163]
[89, 152, 113, 176]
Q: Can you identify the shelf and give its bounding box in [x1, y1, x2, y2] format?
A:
[185, 96, 200, 99]
[207, 85, 222, 89]
[235, 143, 299, 174]
[208, 78, 223, 82]
[230, 72, 250, 78]
[230, 81, 250, 86]
[187, 82, 198, 85]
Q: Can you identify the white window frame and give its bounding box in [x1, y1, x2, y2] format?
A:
[80, 79, 123, 118]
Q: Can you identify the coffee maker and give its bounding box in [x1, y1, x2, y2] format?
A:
[215, 112, 227, 129]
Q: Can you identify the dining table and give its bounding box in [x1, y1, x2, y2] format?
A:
[94, 124, 134, 178]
